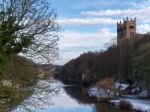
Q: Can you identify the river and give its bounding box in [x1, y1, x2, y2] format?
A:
[12, 80, 127, 112]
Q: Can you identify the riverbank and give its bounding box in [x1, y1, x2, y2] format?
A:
[0, 56, 54, 112]
[88, 86, 150, 112]
[110, 97, 150, 112]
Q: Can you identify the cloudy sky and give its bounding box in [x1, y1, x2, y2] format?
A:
[51, 0, 150, 65]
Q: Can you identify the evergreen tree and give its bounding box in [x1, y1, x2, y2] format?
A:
[132, 42, 150, 96]
[0, 0, 59, 75]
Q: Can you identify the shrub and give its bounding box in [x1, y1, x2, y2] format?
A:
[119, 100, 132, 110]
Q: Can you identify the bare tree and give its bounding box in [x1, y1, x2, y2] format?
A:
[0, 0, 60, 111]
[0, 0, 60, 63]
[96, 77, 116, 98]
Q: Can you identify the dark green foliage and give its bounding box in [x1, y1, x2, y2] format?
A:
[0, 53, 8, 75]
[0, 12, 22, 75]
[0, 0, 59, 76]
[132, 42, 150, 93]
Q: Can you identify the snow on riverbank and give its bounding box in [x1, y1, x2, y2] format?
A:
[89, 82, 129, 98]
[89, 85, 150, 112]
[110, 98, 150, 112]
[88, 86, 114, 98]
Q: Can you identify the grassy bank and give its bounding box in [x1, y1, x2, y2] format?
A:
[0, 56, 41, 112]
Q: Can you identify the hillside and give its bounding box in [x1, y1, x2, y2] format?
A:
[57, 34, 150, 87]
[0, 56, 40, 111]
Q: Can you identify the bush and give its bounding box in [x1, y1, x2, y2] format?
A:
[119, 100, 132, 110]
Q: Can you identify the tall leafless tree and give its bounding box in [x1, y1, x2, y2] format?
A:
[0, 0, 60, 63]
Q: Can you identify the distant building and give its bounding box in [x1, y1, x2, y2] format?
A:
[117, 18, 136, 43]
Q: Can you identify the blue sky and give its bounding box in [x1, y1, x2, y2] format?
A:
[50, 0, 150, 65]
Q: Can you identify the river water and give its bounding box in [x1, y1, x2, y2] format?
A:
[12, 80, 123, 112]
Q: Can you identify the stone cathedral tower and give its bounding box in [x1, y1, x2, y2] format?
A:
[117, 18, 136, 43]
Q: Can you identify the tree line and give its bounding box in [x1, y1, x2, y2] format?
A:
[58, 34, 150, 93]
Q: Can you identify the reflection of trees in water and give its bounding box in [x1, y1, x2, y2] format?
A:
[12, 82, 130, 112]
[64, 86, 120, 112]
[64, 86, 95, 104]
[12, 80, 59, 112]
[94, 105, 131, 112]
[93, 103, 119, 112]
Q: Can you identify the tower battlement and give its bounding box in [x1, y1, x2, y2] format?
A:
[117, 18, 136, 43]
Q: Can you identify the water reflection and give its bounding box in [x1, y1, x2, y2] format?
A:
[12, 80, 127, 112]
[64, 86, 119, 112]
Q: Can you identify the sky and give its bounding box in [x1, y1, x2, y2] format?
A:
[50, 0, 150, 65]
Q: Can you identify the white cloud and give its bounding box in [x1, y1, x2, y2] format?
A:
[125, 0, 150, 8]
[137, 24, 150, 34]
[55, 23, 150, 65]
[55, 0, 150, 65]
[81, 7, 150, 22]
[81, 7, 150, 16]
[57, 18, 118, 25]
[59, 29, 116, 49]
[55, 28, 116, 65]
[92, 0, 119, 6]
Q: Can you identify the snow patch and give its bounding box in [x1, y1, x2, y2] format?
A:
[115, 82, 129, 91]
[110, 98, 150, 112]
